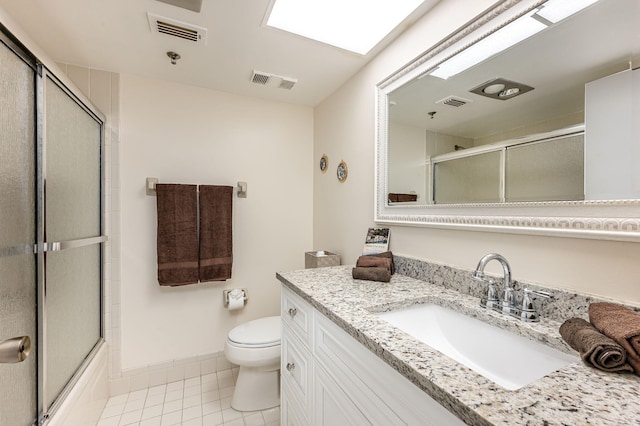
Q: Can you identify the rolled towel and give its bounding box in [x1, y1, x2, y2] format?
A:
[589, 302, 640, 375]
[559, 318, 633, 373]
[356, 256, 392, 271]
[352, 267, 391, 283]
[365, 251, 395, 275]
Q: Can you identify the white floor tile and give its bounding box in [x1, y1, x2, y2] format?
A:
[144, 393, 165, 408]
[185, 384, 202, 397]
[243, 412, 266, 426]
[261, 406, 280, 423]
[202, 411, 223, 426]
[139, 417, 161, 426]
[201, 373, 217, 384]
[106, 394, 128, 408]
[99, 372, 278, 426]
[202, 400, 222, 416]
[201, 381, 218, 393]
[222, 418, 243, 426]
[202, 390, 220, 404]
[148, 384, 166, 396]
[164, 389, 183, 402]
[221, 408, 243, 423]
[166, 380, 184, 392]
[160, 410, 181, 426]
[185, 376, 201, 388]
[119, 409, 142, 425]
[219, 386, 234, 399]
[183, 394, 202, 408]
[183, 418, 204, 426]
[162, 399, 182, 415]
[124, 398, 145, 413]
[141, 404, 163, 420]
[97, 417, 120, 426]
[220, 397, 232, 411]
[101, 403, 126, 419]
[128, 389, 148, 401]
[182, 405, 203, 421]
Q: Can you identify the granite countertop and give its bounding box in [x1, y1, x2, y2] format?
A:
[276, 265, 640, 426]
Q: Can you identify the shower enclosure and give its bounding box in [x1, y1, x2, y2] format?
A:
[1, 25, 106, 425]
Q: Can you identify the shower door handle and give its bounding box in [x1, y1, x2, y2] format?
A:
[0, 336, 31, 363]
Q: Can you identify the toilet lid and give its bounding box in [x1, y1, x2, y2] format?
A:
[228, 316, 281, 348]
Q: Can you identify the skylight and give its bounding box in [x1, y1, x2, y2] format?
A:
[266, 0, 425, 55]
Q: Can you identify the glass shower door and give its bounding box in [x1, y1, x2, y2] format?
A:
[0, 37, 37, 426]
[41, 73, 104, 412]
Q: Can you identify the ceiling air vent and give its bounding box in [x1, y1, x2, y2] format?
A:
[279, 77, 297, 90]
[436, 96, 472, 108]
[251, 71, 271, 85]
[250, 71, 297, 90]
[147, 13, 207, 45]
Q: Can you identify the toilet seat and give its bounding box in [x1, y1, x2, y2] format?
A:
[227, 316, 281, 348]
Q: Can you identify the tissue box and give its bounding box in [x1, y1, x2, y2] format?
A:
[305, 251, 341, 269]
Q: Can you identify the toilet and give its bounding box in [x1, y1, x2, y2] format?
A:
[224, 315, 281, 411]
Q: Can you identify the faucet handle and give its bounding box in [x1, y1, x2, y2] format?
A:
[484, 279, 500, 309]
[520, 288, 551, 321]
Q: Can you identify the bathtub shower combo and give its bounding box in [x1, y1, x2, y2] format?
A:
[0, 27, 106, 425]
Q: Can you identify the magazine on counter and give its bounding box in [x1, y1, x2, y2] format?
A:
[362, 227, 390, 255]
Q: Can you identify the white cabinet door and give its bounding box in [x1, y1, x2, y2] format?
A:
[314, 364, 371, 426]
[282, 378, 309, 426]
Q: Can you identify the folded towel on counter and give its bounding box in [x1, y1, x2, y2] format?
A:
[352, 267, 391, 283]
[156, 184, 199, 286]
[199, 185, 233, 282]
[589, 302, 640, 375]
[363, 251, 395, 274]
[356, 256, 392, 271]
[559, 318, 633, 373]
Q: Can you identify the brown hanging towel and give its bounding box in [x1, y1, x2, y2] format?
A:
[155, 184, 199, 286]
[199, 185, 233, 282]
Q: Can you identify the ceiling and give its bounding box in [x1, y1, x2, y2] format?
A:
[0, 0, 440, 107]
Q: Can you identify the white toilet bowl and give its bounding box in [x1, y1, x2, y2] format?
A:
[224, 315, 281, 411]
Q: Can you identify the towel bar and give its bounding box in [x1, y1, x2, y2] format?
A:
[146, 177, 247, 197]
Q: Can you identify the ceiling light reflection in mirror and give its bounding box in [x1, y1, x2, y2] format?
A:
[428, 0, 599, 80]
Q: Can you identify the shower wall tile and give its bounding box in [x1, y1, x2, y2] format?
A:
[89, 69, 112, 119]
[66, 65, 90, 97]
[110, 73, 120, 132]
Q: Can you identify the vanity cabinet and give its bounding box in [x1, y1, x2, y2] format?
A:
[281, 286, 465, 426]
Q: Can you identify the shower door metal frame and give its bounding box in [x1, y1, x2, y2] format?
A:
[0, 23, 38, 426]
[35, 66, 107, 425]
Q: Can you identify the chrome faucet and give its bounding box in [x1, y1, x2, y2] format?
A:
[472, 253, 517, 315]
[472, 253, 550, 322]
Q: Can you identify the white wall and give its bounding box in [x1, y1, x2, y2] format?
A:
[120, 74, 313, 370]
[313, 0, 640, 305]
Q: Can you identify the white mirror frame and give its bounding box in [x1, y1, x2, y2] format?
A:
[375, 0, 640, 242]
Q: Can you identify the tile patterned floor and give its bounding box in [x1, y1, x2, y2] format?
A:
[97, 369, 280, 426]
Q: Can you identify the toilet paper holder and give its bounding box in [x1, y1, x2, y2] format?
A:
[223, 288, 248, 308]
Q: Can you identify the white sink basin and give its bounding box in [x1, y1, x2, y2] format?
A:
[376, 303, 577, 390]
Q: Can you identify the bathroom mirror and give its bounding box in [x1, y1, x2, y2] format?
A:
[375, 0, 640, 241]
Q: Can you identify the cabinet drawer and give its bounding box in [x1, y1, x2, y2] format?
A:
[282, 325, 313, 414]
[282, 286, 312, 346]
